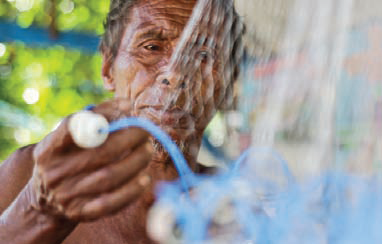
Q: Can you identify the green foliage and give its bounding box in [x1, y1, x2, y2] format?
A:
[0, 0, 109, 33]
[0, 0, 112, 160]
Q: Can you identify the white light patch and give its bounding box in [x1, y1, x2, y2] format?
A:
[59, 0, 75, 14]
[23, 88, 40, 105]
[14, 128, 31, 144]
[0, 43, 6, 57]
[25, 62, 43, 79]
[208, 131, 225, 147]
[227, 111, 244, 129]
[15, 0, 34, 12]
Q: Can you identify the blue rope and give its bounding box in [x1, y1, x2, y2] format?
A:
[102, 117, 197, 193]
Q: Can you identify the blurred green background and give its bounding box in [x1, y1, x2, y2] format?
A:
[0, 0, 112, 160]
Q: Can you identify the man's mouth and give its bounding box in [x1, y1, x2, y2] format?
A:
[138, 105, 193, 129]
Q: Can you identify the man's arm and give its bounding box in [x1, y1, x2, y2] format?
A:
[0, 99, 153, 244]
[0, 145, 35, 213]
[0, 145, 77, 244]
[0, 179, 77, 244]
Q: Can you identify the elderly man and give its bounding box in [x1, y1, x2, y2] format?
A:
[0, 0, 244, 243]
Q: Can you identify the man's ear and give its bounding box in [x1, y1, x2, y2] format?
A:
[102, 54, 115, 91]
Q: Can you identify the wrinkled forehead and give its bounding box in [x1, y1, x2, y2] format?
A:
[129, 0, 197, 30]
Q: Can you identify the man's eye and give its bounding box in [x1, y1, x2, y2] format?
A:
[144, 44, 161, 51]
[198, 51, 211, 63]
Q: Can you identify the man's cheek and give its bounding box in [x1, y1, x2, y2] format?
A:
[201, 72, 223, 106]
[115, 74, 132, 99]
[113, 62, 145, 99]
[130, 68, 158, 99]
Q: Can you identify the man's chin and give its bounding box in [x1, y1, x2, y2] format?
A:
[160, 125, 195, 141]
[136, 108, 196, 139]
[151, 137, 186, 161]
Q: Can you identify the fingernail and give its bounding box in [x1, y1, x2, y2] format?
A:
[47, 192, 54, 203]
[145, 141, 154, 154]
[57, 204, 64, 213]
[139, 175, 151, 187]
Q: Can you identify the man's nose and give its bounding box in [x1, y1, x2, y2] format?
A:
[157, 71, 187, 89]
[156, 69, 192, 110]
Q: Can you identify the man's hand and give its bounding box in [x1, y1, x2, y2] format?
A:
[31, 99, 153, 221]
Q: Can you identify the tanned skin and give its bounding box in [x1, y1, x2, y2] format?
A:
[0, 0, 227, 243]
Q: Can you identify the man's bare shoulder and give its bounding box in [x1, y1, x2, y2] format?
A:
[0, 144, 36, 213]
[0, 144, 36, 173]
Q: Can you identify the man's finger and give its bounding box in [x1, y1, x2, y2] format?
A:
[42, 125, 150, 188]
[91, 126, 150, 163]
[33, 116, 75, 164]
[34, 99, 131, 162]
[66, 173, 152, 221]
[54, 142, 153, 204]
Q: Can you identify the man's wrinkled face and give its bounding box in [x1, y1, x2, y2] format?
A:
[102, 0, 228, 143]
